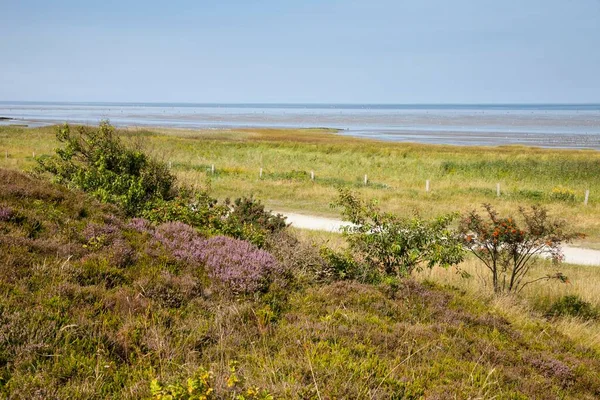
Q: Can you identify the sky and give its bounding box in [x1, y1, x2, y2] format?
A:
[1, 0, 599, 104]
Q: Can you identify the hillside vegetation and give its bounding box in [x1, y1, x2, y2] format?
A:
[1, 124, 600, 399]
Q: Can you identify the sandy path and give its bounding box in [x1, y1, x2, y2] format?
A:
[281, 212, 600, 267]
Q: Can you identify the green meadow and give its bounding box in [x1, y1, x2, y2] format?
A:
[2, 125, 599, 245]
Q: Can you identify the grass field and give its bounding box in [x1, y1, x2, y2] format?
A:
[2, 124, 599, 247]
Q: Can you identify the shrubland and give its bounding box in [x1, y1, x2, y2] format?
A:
[0, 123, 599, 398]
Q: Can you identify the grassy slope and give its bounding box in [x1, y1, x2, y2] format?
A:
[1, 169, 600, 399]
[1, 125, 599, 246]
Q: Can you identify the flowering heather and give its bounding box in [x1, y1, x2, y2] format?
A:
[153, 221, 206, 265]
[202, 236, 281, 294]
[0, 206, 13, 222]
[530, 357, 574, 385]
[127, 218, 154, 234]
[144, 222, 281, 294]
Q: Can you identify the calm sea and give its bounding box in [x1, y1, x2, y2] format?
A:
[1, 102, 599, 149]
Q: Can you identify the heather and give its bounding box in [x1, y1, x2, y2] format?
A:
[133, 220, 283, 294]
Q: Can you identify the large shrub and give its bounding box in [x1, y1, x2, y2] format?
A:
[333, 189, 464, 277]
[142, 193, 286, 247]
[224, 196, 288, 234]
[36, 121, 176, 215]
[459, 204, 583, 293]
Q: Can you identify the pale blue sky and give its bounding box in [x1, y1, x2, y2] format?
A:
[1, 0, 599, 103]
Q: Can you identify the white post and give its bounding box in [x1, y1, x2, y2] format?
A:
[584, 189, 590, 206]
[259, 168, 263, 178]
[426, 180, 430, 192]
[496, 183, 501, 197]
[211, 164, 215, 174]
[168, 161, 172, 169]
[310, 171, 315, 181]
[364, 174, 368, 185]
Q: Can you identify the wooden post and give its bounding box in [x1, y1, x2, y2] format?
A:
[211, 164, 215, 174]
[259, 168, 263, 178]
[310, 171, 315, 181]
[168, 161, 172, 169]
[32, 151, 35, 158]
[496, 183, 501, 197]
[364, 174, 368, 185]
[584, 189, 590, 206]
[426, 180, 430, 192]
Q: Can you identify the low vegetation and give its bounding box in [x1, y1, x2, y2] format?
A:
[1, 123, 600, 398]
[1, 124, 599, 244]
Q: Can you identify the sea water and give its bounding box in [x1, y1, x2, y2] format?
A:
[1, 102, 599, 149]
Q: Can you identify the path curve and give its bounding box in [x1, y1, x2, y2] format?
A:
[280, 212, 600, 267]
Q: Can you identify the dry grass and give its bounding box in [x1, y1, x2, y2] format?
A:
[416, 256, 600, 351]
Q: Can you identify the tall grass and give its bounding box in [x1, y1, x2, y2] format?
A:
[2, 125, 599, 242]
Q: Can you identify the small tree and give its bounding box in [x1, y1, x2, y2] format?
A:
[36, 121, 176, 216]
[459, 204, 583, 293]
[333, 189, 464, 277]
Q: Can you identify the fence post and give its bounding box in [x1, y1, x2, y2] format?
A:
[168, 161, 172, 169]
[364, 174, 368, 185]
[496, 183, 501, 197]
[4, 150, 7, 160]
[260, 168, 263, 178]
[211, 164, 215, 175]
[311, 171, 315, 181]
[584, 189, 590, 206]
[33, 151, 35, 158]
[426, 180, 430, 192]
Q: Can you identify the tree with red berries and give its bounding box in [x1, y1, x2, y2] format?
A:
[459, 204, 583, 293]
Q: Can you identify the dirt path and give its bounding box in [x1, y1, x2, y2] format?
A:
[281, 212, 600, 267]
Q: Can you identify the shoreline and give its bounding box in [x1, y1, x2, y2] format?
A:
[2, 102, 600, 150]
[3, 117, 600, 151]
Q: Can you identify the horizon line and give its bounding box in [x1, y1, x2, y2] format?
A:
[2, 100, 600, 106]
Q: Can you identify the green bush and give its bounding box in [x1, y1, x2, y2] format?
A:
[224, 196, 287, 234]
[143, 195, 285, 247]
[546, 295, 598, 320]
[36, 121, 176, 216]
[333, 189, 464, 277]
[142, 192, 224, 234]
[319, 246, 380, 283]
[36, 122, 288, 245]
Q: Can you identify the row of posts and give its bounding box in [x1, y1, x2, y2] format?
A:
[4, 153, 592, 206]
[198, 163, 593, 207]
